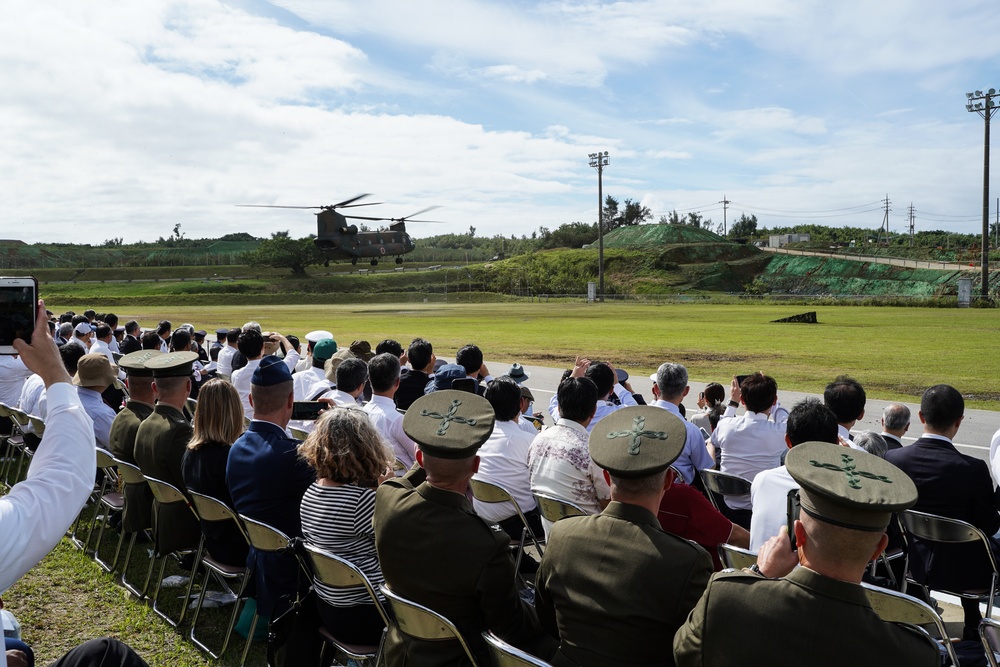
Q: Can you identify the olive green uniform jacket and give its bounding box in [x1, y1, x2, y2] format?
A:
[108, 400, 154, 533]
[535, 501, 712, 667]
[134, 404, 200, 556]
[672, 566, 939, 667]
[374, 468, 555, 666]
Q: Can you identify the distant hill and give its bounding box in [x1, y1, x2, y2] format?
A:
[602, 223, 730, 247]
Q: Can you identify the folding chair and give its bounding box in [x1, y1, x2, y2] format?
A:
[288, 426, 310, 441]
[981, 617, 1000, 667]
[114, 459, 155, 598]
[380, 584, 480, 667]
[483, 630, 553, 667]
[5, 407, 34, 486]
[302, 543, 390, 666]
[717, 543, 758, 571]
[470, 478, 544, 574]
[699, 469, 752, 514]
[84, 448, 125, 571]
[239, 514, 295, 667]
[185, 397, 198, 417]
[899, 509, 1000, 621]
[532, 492, 587, 524]
[142, 476, 201, 628]
[187, 491, 253, 660]
[862, 582, 960, 667]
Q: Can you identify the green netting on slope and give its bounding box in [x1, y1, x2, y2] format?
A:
[761, 254, 963, 295]
[604, 224, 728, 247]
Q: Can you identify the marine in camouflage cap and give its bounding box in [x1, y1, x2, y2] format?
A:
[143, 350, 199, 378]
[118, 349, 162, 377]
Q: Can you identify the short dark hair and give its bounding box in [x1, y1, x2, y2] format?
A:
[141, 331, 162, 350]
[60, 344, 86, 375]
[125, 320, 140, 335]
[94, 324, 111, 340]
[156, 320, 172, 336]
[170, 328, 191, 352]
[485, 376, 521, 422]
[368, 353, 401, 393]
[408, 338, 433, 371]
[557, 377, 598, 423]
[786, 398, 839, 446]
[824, 376, 866, 424]
[585, 362, 615, 398]
[741, 374, 778, 413]
[920, 384, 964, 431]
[226, 328, 240, 344]
[59, 313, 73, 324]
[336, 358, 369, 394]
[237, 329, 264, 359]
[376, 339, 404, 358]
[83, 309, 97, 320]
[104, 313, 118, 328]
[455, 344, 483, 375]
[71, 314, 88, 328]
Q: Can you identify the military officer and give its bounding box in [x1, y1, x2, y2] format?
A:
[134, 351, 202, 557]
[534, 406, 713, 667]
[673, 441, 938, 667]
[374, 390, 556, 666]
[108, 350, 161, 533]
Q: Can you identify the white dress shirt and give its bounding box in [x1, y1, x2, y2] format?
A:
[473, 420, 537, 522]
[651, 399, 713, 484]
[749, 465, 798, 552]
[712, 409, 788, 510]
[363, 395, 418, 470]
[320, 388, 365, 408]
[0, 356, 32, 407]
[0, 383, 95, 595]
[293, 366, 330, 401]
[231, 358, 261, 420]
[88, 339, 125, 380]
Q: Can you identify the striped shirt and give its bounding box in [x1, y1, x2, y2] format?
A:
[300, 483, 383, 607]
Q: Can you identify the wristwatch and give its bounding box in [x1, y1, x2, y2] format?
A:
[748, 563, 767, 577]
[728, 400, 739, 408]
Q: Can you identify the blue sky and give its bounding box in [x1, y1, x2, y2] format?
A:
[2, 0, 999, 244]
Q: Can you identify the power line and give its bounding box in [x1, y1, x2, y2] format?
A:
[727, 200, 883, 214]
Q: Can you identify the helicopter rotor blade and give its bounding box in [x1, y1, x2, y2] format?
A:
[330, 193, 372, 209]
[396, 206, 440, 220]
[341, 214, 393, 222]
[236, 204, 324, 209]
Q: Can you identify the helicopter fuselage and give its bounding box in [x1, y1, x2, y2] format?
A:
[313, 209, 415, 262]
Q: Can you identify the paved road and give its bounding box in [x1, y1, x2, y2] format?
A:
[487, 361, 1000, 466]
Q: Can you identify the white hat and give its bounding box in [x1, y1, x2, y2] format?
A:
[74, 322, 93, 335]
[305, 330, 334, 343]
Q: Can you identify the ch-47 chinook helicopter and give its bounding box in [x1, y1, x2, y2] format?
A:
[238, 194, 441, 266]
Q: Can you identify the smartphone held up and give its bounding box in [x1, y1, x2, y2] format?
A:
[0, 277, 37, 355]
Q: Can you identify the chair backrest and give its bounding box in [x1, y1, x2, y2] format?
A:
[470, 478, 514, 505]
[483, 631, 553, 667]
[862, 582, 959, 667]
[288, 426, 310, 440]
[0, 402, 11, 418]
[114, 458, 147, 486]
[700, 469, 752, 498]
[379, 584, 479, 666]
[188, 490, 249, 543]
[533, 492, 587, 524]
[28, 416, 44, 436]
[303, 543, 391, 627]
[981, 617, 1000, 667]
[718, 543, 758, 571]
[8, 407, 30, 427]
[95, 448, 118, 472]
[239, 514, 293, 553]
[900, 509, 999, 572]
[393, 458, 407, 472]
[144, 476, 189, 507]
[185, 398, 198, 416]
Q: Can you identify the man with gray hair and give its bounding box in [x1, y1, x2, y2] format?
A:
[880, 403, 909, 450]
[648, 362, 713, 485]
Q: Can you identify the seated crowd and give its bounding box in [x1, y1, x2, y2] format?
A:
[2, 305, 999, 666]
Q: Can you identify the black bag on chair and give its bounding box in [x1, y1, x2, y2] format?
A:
[267, 540, 324, 667]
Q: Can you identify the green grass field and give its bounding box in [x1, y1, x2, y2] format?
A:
[48, 300, 1000, 408]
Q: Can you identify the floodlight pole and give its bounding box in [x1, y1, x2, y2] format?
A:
[967, 88, 999, 299]
[589, 151, 610, 302]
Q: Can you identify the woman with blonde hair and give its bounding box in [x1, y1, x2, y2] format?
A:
[181, 378, 248, 567]
[299, 406, 394, 645]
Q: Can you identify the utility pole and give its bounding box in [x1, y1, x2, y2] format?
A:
[877, 195, 891, 249]
[589, 151, 610, 302]
[719, 196, 731, 236]
[908, 203, 915, 247]
[966, 88, 999, 299]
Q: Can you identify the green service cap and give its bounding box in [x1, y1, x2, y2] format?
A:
[589, 406, 687, 479]
[403, 390, 495, 459]
[143, 350, 199, 378]
[118, 350, 163, 377]
[312, 338, 337, 362]
[786, 441, 918, 532]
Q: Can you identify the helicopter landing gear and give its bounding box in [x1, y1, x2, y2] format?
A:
[351, 257, 357, 266]
[370, 259, 378, 266]
[395, 257, 403, 265]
